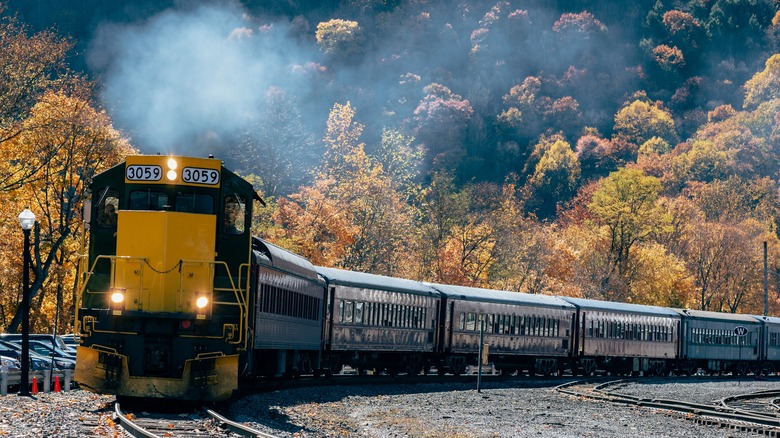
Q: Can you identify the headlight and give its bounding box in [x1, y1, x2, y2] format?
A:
[196, 296, 209, 309]
[111, 291, 124, 304]
[167, 158, 178, 181]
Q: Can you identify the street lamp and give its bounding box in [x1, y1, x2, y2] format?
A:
[17, 207, 35, 397]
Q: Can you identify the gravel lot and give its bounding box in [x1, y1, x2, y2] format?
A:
[228, 377, 779, 438]
[0, 377, 776, 436]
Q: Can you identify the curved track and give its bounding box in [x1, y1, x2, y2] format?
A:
[556, 379, 780, 435]
[114, 403, 277, 438]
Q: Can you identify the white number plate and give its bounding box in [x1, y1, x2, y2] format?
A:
[182, 167, 220, 185]
[126, 165, 162, 181]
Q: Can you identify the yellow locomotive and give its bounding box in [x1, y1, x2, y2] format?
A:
[74, 155, 260, 401]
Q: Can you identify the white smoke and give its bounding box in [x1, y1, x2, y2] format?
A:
[88, 1, 315, 156]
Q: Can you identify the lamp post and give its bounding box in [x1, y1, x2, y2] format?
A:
[18, 207, 35, 397]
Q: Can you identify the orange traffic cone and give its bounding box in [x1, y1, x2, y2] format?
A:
[31, 377, 38, 395]
[53, 376, 61, 393]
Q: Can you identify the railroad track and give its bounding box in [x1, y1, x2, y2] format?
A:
[114, 403, 278, 438]
[556, 379, 780, 436]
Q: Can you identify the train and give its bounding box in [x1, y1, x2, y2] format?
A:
[73, 154, 780, 402]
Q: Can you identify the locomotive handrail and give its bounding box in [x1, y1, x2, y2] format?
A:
[75, 255, 249, 347]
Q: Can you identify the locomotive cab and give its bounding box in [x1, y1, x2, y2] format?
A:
[75, 155, 257, 401]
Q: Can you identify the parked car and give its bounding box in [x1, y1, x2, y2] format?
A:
[25, 340, 76, 362]
[0, 344, 49, 370]
[0, 340, 74, 370]
[0, 355, 20, 372]
[0, 333, 70, 353]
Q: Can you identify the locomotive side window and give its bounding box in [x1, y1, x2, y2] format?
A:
[224, 195, 245, 235]
[97, 189, 119, 227]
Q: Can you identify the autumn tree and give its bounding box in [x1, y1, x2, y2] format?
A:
[743, 53, 780, 109]
[414, 171, 472, 282]
[488, 181, 557, 294]
[0, 11, 74, 193]
[413, 83, 474, 173]
[552, 11, 607, 38]
[630, 242, 693, 307]
[588, 168, 669, 301]
[315, 19, 365, 61]
[524, 137, 581, 219]
[613, 99, 678, 147]
[0, 90, 133, 333]
[273, 102, 416, 276]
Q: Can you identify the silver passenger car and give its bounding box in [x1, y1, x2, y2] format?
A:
[430, 284, 576, 376]
[674, 308, 761, 375]
[317, 266, 441, 375]
[252, 238, 326, 377]
[561, 297, 680, 376]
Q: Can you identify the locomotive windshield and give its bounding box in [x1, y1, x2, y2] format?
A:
[127, 190, 214, 214]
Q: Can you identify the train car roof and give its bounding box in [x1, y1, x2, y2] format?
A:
[672, 308, 763, 323]
[252, 237, 320, 282]
[753, 315, 780, 325]
[559, 296, 680, 317]
[315, 266, 438, 297]
[427, 283, 575, 309]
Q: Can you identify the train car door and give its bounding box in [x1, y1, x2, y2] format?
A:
[578, 311, 586, 355]
[324, 286, 337, 351]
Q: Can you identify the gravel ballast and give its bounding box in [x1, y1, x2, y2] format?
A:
[228, 377, 778, 437]
[0, 377, 776, 436]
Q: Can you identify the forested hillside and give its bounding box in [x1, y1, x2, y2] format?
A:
[3, 0, 780, 334]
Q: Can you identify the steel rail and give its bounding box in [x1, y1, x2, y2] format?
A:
[205, 408, 279, 438]
[556, 379, 780, 433]
[113, 403, 160, 438]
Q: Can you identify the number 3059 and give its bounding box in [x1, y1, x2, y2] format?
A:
[183, 167, 220, 185]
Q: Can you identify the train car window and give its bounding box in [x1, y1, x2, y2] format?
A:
[97, 189, 119, 227]
[175, 193, 214, 214]
[338, 301, 344, 323]
[224, 195, 245, 235]
[344, 301, 353, 323]
[354, 302, 363, 324]
[465, 313, 475, 331]
[129, 190, 169, 210]
[519, 316, 525, 335]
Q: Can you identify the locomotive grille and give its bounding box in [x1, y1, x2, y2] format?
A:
[144, 337, 172, 375]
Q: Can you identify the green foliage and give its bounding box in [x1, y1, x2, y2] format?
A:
[744, 54, 780, 109]
[525, 138, 581, 218]
[638, 136, 671, 156]
[613, 100, 679, 146]
[588, 168, 669, 300]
